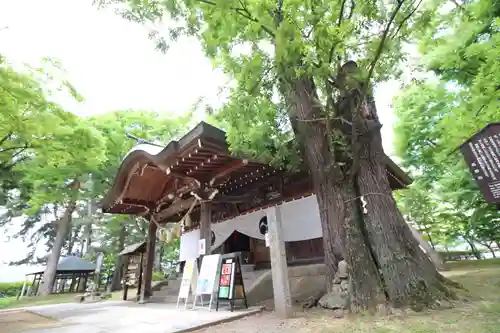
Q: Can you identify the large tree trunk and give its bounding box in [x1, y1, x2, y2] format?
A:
[353, 93, 455, 308]
[111, 224, 127, 291]
[38, 201, 76, 296]
[284, 77, 383, 310]
[408, 224, 445, 271]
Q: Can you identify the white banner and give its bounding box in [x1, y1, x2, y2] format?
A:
[179, 195, 323, 261]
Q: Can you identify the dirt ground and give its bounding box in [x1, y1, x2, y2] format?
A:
[0, 310, 67, 333]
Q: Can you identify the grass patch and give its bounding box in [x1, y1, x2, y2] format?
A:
[301, 265, 500, 333]
[0, 288, 136, 310]
[445, 258, 500, 271]
[0, 293, 77, 310]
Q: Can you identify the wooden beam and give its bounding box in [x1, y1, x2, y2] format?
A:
[155, 197, 196, 221]
[121, 198, 154, 207]
[164, 167, 201, 188]
[154, 191, 260, 221]
[209, 159, 249, 186]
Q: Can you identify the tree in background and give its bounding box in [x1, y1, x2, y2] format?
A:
[393, 0, 499, 255]
[96, 0, 462, 311]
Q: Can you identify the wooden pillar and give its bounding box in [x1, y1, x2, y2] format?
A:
[19, 275, 28, 299]
[35, 274, 41, 295]
[140, 221, 157, 303]
[199, 201, 212, 262]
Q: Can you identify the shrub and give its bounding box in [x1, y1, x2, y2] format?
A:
[438, 250, 480, 262]
[152, 270, 164, 281]
[0, 281, 31, 297]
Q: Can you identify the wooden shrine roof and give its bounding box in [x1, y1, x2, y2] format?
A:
[101, 121, 412, 221]
[101, 122, 274, 216]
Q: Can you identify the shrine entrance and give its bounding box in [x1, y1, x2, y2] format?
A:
[224, 231, 251, 264]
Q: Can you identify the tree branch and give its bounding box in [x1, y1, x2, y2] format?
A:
[365, 0, 405, 86]
[0, 145, 29, 154]
[0, 132, 13, 147]
[337, 0, 347, 26]
[391, 0, 423, 39]
[198, 0, 275, 37]
[347, 0, 356, 19]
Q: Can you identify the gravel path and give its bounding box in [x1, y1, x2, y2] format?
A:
[195, 307, 346, 333]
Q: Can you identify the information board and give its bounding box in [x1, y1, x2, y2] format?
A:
[176, 258, 198, 309]
[460, 123, 500, 204]
[215, 253, 248, 312]
[193, 254, 221, 310]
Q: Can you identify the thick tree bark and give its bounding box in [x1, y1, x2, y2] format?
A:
[353, 93, 456, 308]
[408, 224, 445, 271]
[283, 77, 383, 310]
[111, 223, 127, 291]
[38, 201, 76, 296]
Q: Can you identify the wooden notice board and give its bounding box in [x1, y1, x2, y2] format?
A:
[215, 253, 248, 312]
[460, 123, 500, 204]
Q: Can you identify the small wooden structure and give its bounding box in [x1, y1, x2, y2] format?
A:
[100, 122, 412, 303]
[119, 241, 146, 300]
[21, 256, 95, 297]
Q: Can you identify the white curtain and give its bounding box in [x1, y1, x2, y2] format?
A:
[179, 195, 323, 261]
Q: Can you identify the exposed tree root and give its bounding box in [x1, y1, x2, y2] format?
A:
[302, 288, 326, 309]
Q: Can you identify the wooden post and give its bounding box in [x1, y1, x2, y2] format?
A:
[137, 253, 144, 298]
[199, 201, 212, 264]
[35, 274, 41, 295]
[140, 221, 157, 303]
[19, 275, 28, 300]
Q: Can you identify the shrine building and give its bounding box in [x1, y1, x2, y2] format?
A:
[100, 121, 412, 308]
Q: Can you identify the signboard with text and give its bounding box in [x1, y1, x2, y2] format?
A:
[460, 123, 500, 204]
[193, 254, 221, 310]
[215, 253, 248, 312]
[177, 258, 198, 309]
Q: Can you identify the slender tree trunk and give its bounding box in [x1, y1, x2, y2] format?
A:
[111, 224, 127, 291]
[67, 226, 80, 256]
[79, 238, 85, 257]
[427, 232, 436, 250]
[353, 93, 455, 308]
[154, 243, 162, 271]
[496, 241, 500, 252]
[38, 201, 76, 296]
[84, 202, 94, 255]
[483, 243, 496, 258]
[464, 238, 481, 259]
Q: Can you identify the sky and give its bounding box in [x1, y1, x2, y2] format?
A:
[0, 0, 401, 282]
